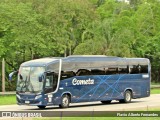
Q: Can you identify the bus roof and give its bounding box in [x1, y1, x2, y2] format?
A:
[21, 57, 62, 67]
[20, 55, 149, 67]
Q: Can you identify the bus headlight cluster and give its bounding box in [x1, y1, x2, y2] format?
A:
[16, 94, 21, 99]
[35, 95, 42, 99]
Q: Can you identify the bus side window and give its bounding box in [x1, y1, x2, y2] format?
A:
[61, 71, 75, 80]
[130, 65, 140, 74]
[53, 73, 58, 89]
[76, 69, 91, 76]
[91, 69, 105, 75]
[45, 73, 58, 86]
[140, 65, 148, 73]
[118, 66, 128, 74]
[106, 67, 118, 75]
[45, 77, 53, 88]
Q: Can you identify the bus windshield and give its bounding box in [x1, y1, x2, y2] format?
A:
[16, 67, 45, 93]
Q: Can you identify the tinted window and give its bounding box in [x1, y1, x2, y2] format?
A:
[45, 72, 58, 93]
[60, 61, 148, 79]
[140, 65, 148, 73]
[118, 65, 129, 74]
[106, 67, 118, 75]
[61, 71, 76, 80]
[76, 69, 91, 76]
[130, 65, 140, 74]
[91, 69, 105, 75]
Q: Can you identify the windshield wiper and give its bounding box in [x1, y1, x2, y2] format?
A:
[28, 76, 35, 93]
[20, 76, 28, 92]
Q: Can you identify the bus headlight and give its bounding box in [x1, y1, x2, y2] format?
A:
[35, 95, 42, 99]
[16, 94, 21, 99]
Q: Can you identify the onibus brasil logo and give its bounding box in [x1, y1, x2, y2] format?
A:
[72, 78, 94, 85]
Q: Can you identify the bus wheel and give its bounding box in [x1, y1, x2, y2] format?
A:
[37, 106, 46, 109]
[59, 94, 70, 108]
[101, 100, 112, 104]
[119, 90, 132, 103]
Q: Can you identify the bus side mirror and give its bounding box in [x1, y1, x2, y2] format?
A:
[39, 74, 44, 82]
[9, 71, 18, 81]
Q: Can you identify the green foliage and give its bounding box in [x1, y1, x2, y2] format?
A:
[151, 88, 160, 94]
[0, 0, 160, 91]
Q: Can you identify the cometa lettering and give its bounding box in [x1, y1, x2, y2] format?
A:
[72, 78, 94, 85]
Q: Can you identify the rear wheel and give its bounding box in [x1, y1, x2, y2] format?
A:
[119, 90, 132, 103]
[59, 94, 70, 108]
[101, 100, 112, 104]
[37, 106, 46, 109]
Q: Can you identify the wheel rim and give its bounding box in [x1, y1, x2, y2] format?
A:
[62, 97, 69, 106]
[126, 92, 131, 101]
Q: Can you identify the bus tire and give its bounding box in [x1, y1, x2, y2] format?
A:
[37, 106, 46, 109]
[59, 94, 70, 108]
[101, 100, 112, 104]
[119, 90, 132, 103]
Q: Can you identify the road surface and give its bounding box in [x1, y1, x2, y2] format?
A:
[0, 94, 160, 111]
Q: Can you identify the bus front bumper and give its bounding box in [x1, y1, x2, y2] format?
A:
[16, 95, 48, 106]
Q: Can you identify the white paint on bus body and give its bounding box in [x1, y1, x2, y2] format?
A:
[72, 78, 94, 85]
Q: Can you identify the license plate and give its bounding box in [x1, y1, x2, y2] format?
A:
[25, 101, 30, 104]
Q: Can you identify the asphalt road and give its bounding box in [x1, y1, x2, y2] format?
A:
[0, 94, 160, 111]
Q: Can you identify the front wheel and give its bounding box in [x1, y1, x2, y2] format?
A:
[59, 95, 70, 108]
[119, 90, 132, 103]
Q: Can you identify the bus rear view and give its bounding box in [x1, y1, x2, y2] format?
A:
[9, 55, 151, 109]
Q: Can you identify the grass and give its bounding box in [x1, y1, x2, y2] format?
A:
[150, 88, 160, 94]
[0, 95, 16, 105]
[148, 108, 160, 111]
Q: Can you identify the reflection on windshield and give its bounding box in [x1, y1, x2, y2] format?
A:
[16, 67, 45, 93]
